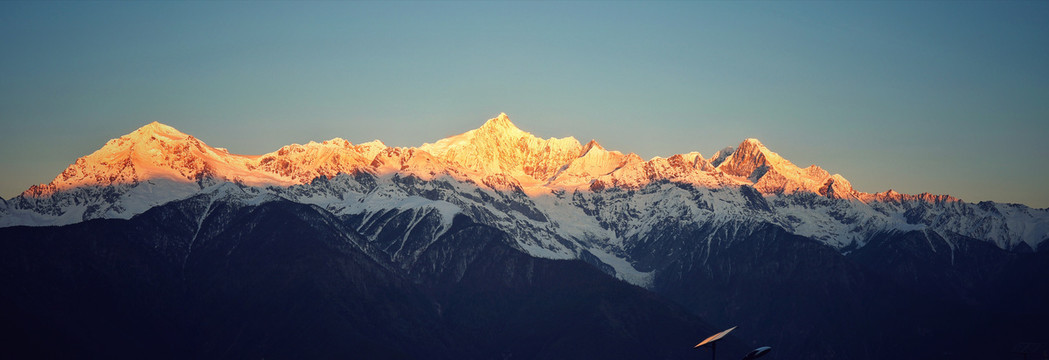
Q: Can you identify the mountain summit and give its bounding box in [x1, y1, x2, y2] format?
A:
[23, 121, 228, 197]
[134, 121, 189, 138]
[716, 138, 843, 195]
[419, 113, 582, 182]
[481, 112, 519, 132]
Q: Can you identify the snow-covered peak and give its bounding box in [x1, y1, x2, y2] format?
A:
[715, 138, 843, 195]
[549, 140, 626, 187]
[22, 123, 226, 197]
[580, 139, 605, 156]
[717, 138, 788, 178]
[419, 113, 582, 182]
[475, 112, 527, 138]
[254, 138, 379, 182]
[130, 121, 189, 141]
[741, 138, 763, 146]
[490, 112, 513, 125]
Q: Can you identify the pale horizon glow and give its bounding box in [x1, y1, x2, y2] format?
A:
[1, 2, 1047, 207]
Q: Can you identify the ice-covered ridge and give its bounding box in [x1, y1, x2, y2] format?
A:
[4, 113, 1047, 256]
[14, 113, 957, 203]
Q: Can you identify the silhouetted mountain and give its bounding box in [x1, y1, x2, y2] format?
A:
[0, 197, 732, 359]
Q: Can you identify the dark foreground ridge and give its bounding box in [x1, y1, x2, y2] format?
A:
[0, 197, 738, 359]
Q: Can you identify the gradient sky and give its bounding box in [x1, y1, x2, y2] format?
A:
[2, 1, 1047, 207]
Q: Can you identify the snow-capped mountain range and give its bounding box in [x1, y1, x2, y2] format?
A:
[3, 113, 1047, 286]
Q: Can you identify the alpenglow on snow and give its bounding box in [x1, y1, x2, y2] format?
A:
[3, 113, 1047, 286]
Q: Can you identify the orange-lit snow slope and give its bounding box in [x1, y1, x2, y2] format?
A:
[8, 112, 1049, 255]
[23, 113, 938, 202]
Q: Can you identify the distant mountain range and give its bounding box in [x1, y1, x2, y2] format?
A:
[2, 113, 1047, 359]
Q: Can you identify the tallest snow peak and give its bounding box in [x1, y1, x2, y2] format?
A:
[420, 112, 582, 181]
[489, 112, 512, 126]
[481, 112, 520, 132]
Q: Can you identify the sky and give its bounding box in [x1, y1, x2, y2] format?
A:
[1, 1, 1047, 207]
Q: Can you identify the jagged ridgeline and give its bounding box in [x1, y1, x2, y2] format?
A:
[2, 113, 1047, 359]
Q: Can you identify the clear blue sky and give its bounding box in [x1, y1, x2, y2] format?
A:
[2, 1, 1047, 207]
